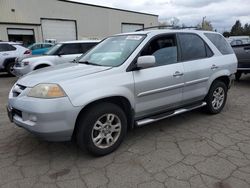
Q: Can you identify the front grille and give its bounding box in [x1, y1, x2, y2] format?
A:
[12, 84, 26, 97]
[12, 108, 22, 118]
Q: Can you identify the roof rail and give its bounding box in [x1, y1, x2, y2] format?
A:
[136, 25, 201, 32]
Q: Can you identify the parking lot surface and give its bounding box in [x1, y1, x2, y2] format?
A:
[0, 73, 250, 188]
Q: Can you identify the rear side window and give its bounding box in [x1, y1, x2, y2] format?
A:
[178, 33, 209, 61]
[0, 44, 16, 52]
[204, 33, 234, 55]
[81, 43, 98, 54]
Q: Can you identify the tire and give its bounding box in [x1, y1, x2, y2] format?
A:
[76, 102, 127, 156]
[204, 81, 227, 114]
[6, 61, 15, 76]
[235, 72, 242, 81]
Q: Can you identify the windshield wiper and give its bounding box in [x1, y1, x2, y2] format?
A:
[78, 61, 102, 66]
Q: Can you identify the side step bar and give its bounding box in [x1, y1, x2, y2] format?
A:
[136, 102, 207, 127]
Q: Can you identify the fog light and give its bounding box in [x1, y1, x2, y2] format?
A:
[29, 114, 37, 122]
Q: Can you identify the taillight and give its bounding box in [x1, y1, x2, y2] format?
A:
[24, 50, 32, 55]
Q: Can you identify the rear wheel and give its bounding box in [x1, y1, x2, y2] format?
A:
[76, 102, 127, 156]
[6, 62, 15, 76]
[205, 81, 227, 114]
[235, 72, 242, 81]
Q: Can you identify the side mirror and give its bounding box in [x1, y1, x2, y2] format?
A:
[137, 55, 156, 69]
[57, 52, 64, 56]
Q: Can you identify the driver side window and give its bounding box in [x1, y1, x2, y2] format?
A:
[140, 35, 178, 66]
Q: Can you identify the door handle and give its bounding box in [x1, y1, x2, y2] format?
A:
[173, 71, 184, 77]
[211, 64, 219, 70]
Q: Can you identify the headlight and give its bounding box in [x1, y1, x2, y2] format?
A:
[27, 84, 66, 98]
[21, 61, 29, 66]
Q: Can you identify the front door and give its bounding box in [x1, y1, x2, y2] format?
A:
[133, 34, 184, 118]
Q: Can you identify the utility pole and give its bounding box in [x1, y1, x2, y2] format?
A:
[202, 16, 206, 29]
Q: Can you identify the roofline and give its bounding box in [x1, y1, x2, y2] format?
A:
[57, 0, 158, 17]
[60, 40, 101, 43]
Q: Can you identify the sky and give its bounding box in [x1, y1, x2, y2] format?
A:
[72, 0, 250, 33]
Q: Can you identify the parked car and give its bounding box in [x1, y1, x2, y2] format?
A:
[28, 43, 54, 55]
[231, 43, 250, 81]
[0, 42, 31, 75]
[13, 40, 99, 76]
[226, 36, 250, 46]
[7, 29, 237, 156]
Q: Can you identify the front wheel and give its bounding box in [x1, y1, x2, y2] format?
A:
[76, 103, 127, 156]
[204, 81, 227, 114]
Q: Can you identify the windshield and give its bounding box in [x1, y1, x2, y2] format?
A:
[78, 35, 146, 67]
[44, 43, 62, 55]
[28, 44, 35, 50]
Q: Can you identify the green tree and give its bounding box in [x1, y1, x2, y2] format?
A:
[223, 31, 230, 37]
[230, 20, 244, 36]
[243, 23, 250, 35]
[202, 20, 213, 31]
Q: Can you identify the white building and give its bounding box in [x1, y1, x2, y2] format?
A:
[0, 0, 158, 45]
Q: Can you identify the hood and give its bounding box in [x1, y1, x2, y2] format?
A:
[21, 55, 56, 62]
[17, 63, 112, 87]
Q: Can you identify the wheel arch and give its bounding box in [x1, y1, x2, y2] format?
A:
[211, 75, 230, 89]
[3, 58, 16, 69]
[72, 96, 135, 140]
[34, 63, 51, 70]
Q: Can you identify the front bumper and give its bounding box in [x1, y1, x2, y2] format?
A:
[8, 87, 82, 141]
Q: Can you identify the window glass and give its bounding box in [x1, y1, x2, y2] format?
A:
[81, 43, 98, 54]
[44, 43, 62, 55]
[58, 43, 82, 55]
[179, 34, 207, 61]
[205, 45, 213, 57]
[0, 44, 16, 52]
[140, 35, 178, 66]
[79, 35, 146, 67]
[43, 44, 53, 48]
[32, 44, 41, 50]
[205, 33, 234, 55]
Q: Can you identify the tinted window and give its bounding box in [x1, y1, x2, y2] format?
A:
[81, 43, 98, 54]
[140, 35, 178, 66]
[44, 43, 62, 55]
[58, 43, 82, 55]
[179, 33, 207, 61]
[0, 44, 16, 52]
[205, 33, 234, 55]
[43, 44, 53, 48]
[32, 44, 42, 50]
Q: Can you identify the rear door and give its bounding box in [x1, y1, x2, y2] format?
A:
[133, 34, 184, 118]
[178, 33, 214, 105]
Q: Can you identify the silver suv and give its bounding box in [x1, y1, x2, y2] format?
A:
[7, 29, 237, 155]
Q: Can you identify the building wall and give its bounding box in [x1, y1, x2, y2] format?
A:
[0, 0, 158, 42]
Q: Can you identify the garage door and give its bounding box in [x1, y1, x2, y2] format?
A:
[121, 23, 144, 33]
[41, 19, 76, 42]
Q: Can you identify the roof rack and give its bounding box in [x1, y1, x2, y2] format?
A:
[136, 25, 201, 32]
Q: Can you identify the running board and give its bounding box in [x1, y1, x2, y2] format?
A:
[136, 102, 207, 127]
